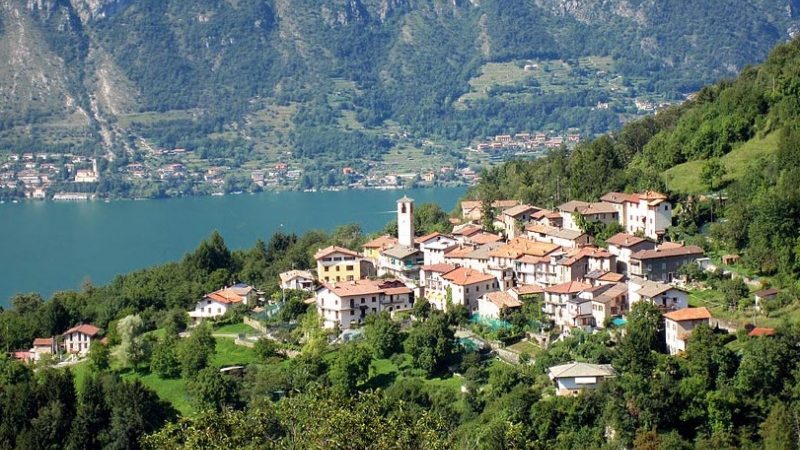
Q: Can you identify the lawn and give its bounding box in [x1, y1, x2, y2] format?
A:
[214, 322, 257, 335]
[210, 337, 261, 367]
[121, 370, 192, 415]
[663, 133, 778, 194]
[367, 356, 464, 393]
[506, 340, 543, 357]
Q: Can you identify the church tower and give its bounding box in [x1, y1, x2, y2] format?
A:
[397, 196, 414, 247]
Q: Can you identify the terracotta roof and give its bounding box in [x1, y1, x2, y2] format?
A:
[484, 291, 523, 309]
[323, 279, 411, 297]
[512, 284, 544, 295]
[468, 232, 504, 245]
[415, 232, 442, 244]
[503, 204, 538, 217]
[421, 263, 457, 274]
[631, 245, 704, 260]
[442, 267, 496, 286]
[558, 200, 590, 213]
[314, 245, 361, 260]
[545, 281, 591, 294]
[606, 232, 649, 248]
[63, 324, 101, 337]
[629, 191, 668, 205]
[206, 290, 244, 304]
[599, 272, 625, 282]
[279, 270, 314, 283]
[363, 235, 398, 249]
[558, 246, 611, 266]
[582, 202, 618, 215]
[593, 283, 629, 303]
[33, 338, 53, 347]
[444, 244, 477, 258]
[600, 192, 633, 204]
[663, 307, 712, 322]
[748, 327, 776, 337]
[461, 200, 482, 211]
[489, 237, 560, 259]
[452, 223, 483, 236]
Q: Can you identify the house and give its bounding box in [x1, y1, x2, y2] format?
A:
[279, 270, 315, 291]
[583, 270, 625, 286]
[478, 291, 523, 319]
[416, 232, 458, 266]
[543, 281, 592, 328]
[754, 288, 780, 310]
[559, 201, 619, 232]
[606, 233, 656, 275]
[466, 231, 504, 245]
[29, 337, 57, 361]
[63, 324, 102, 355]
[460, 200, 483, 221]
[315, 246, 369, 282]
[531, 209, 563, 228]
[502, 204, 540, 239]
[601, 191, 672, 240]
[189, 284, 256, 323]
[629, 244, 705, 282]
[509, 284, 544, 301]
[525, 223, 591, 249]
[580, 283, 628, 328]
[316, 279, 413, 329]
[548, 362, 616, 396]
[378, 245, 423, 281]
[362, 235, 398, 261]
[441, 267, 500, 313]
[549, 246, 614, 286]
[628, 277, 688, 311]
[420, 264, 458, 310]
[452, 223, 484, 242]
[664, 307, 712, 354]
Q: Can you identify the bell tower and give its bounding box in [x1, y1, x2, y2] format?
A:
[397, 196, 414, 247]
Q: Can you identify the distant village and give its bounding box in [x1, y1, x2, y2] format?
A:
[16, 191, 777, 396]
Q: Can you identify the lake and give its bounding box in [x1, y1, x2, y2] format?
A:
[0, 187, 466, 307]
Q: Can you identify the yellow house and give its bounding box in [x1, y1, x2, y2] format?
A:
[315, 246, 370, 282]
[362, 235, 398, 261]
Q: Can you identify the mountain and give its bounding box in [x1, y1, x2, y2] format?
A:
[0, 0, 798, 166]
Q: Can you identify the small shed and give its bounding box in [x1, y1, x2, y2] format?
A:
[721, 254, 740, 265]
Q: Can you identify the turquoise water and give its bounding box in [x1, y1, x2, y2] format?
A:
[0, 188, 465, 306]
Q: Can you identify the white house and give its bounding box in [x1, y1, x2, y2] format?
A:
[478, 291, 523, 319]
[502, 204, 539, 239]
[602, 191, 672, 240]
[63, 324, 102, 355]
[558, 201, 619, 232]
[416, 232, 458, 266]
[664, 307, 712, 355]
[543, 281, 592, 328]
[580, 282, 628, 328]
[29, 337, 57, 361]
[279, 270, 315, 291]
[189, 285, 255, 323]
[420, 264, 457, 310]
[548, 361, 616, 396]
[315, 279, 413, 330]
[524, 223, 591, 249]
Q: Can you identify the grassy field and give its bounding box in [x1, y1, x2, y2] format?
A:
[664, 133, 778, 194]
[367, 357, 464, 393]
[211, 337, 260, 366]
[214, 323, 257, 335]
[506, 340, 543, 357]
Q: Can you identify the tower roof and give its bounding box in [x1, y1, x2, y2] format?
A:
[397, 195, 414, 203]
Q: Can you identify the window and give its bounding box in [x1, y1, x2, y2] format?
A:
[324, 266, 329, 272]
[361, 298, 365, 304]
[465, 287, 470, 293]
[346, 265, 354, 271]
[336, 265, 340, 271]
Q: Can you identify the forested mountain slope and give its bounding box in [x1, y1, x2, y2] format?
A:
[0, 0, 798, 159]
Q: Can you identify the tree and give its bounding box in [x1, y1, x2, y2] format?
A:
[614, 302, 663, 375]
[87, 340, 110, 372]
[188, 367, 242, 412]
[117, 314, 151, 369]
[413, 298, 432, 320]
[253, 337, 281, 362]
[404, 314, 455, 376]
[68, 375, 110, 450]
[328, 344, 372, 395]
[701, 158, 727, 191]
[150, 332, 180, 379]
[179, 323, 216, 378]
[718, 278, 749, 310]
[760, 402, 796, 450]
[364, 312, 402, 359]
[105, 378, 177, 450]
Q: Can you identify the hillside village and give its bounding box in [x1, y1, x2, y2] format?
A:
[15, 191, 775, 399]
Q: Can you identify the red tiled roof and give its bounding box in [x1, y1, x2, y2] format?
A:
[489, 237, 560, 259]
[512, 284, 544, 295]
[503, 204, 538, 217]
[63, 324, 101, 337]
[415, 232, 442, 244]
[748, 327, 775, 337]
[484, 291, 523, 309]
[33, 338, 53, 347]
[314, 245, 361, 260]
[545, 281, 591, 294]
[468, 232, 503, 244]
[363, 235, 398, 249]
[631, 245, 704, 260]
[442, 267, 495, 286]
[606, 232, 648, 248]
[663, 307, 712, 322]
[421, 263, 457, 274]
[323, 279, 411, 297]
